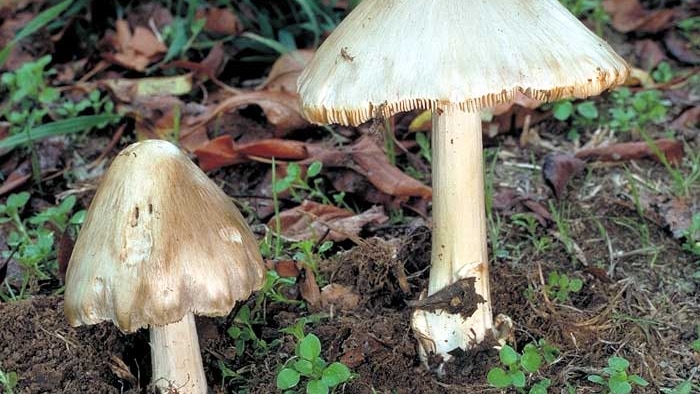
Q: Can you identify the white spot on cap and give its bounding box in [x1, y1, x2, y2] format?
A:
[219, 227, 242, 244]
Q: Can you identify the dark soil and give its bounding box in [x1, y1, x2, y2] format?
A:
[2, 198, 698, 393]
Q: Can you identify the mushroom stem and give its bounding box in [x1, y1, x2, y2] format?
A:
[411, 107, 493, 364]
[150, 313, 207, 393]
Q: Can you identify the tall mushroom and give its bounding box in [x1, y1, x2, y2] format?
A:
[64, 140, 265, 393]
[298, 0, 629, 365]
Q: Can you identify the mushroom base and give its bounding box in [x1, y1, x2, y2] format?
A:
[150, 313, 207, 393]
[411, 108, 493, 366]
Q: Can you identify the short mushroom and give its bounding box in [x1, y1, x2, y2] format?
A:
[297, 0, 629, 365]
[64, 140, 265, 393]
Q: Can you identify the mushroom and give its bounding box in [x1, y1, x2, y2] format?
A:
[297, 0, 629, 365]
[64, 140, 265, 393]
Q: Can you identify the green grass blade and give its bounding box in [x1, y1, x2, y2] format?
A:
[15, 0, 74, 42]
[0, 114, 121, 151]
[0, 0, 74, 66]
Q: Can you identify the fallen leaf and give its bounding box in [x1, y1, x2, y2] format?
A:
[259, 49, 314, 92]
[273, 260, 300, 278]
[56, 230, 74, 282]
[670, 106, 700, 133]
[659, 197, 692, 239]
[270, 200, 388, 242]
[635, 39, 666, 70]
[101, 74, 193, 102]
[102, 20, 166, 71]
[351, 136, 432, 199]
[109, 355, 138, 386]
[664, 31, 700, 65]
[542, 153, 586, 199]
[603, 0, 674, 33]
[299, 264, 321, 308]
[197, 7, 241, 35]
[321, 283, 361, 311]
[195, 135, 309, 171]
[575, 139, 684, 165]
[193, 90, 308, 136]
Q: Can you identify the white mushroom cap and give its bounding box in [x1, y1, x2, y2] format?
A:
[298, 0, 630, 126]
[64, 140, 265, 332]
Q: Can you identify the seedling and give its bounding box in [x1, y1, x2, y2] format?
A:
[276, 333, 353, 394]
[0, 193, 84, 299]
[273, 161, 348, 209]
[682, 213, 700, 256]
[545, 271, 583, 303]
[587, 356, 649, 394]
[691, 326, 700, 352]
[510, 213, 553, 255]
[487, 341, 557, 392]
[651, 62, 674, 83]
[559, 0, 609, 35]
[607, 88, 669, 133]
[661, 380, 694, 394]
[0, 366, 18, 394]
[227, 305, 277, 358]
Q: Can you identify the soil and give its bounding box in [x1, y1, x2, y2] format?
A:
[2, 194, 698, 393]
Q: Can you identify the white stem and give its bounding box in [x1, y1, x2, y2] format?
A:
[411, 108, 493, 362]
[150, 313, 207, 393]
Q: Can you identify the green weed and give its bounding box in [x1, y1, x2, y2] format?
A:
[510, 213, 553, 255]
[651, 62, 674, 83]
[661, 380, 694, 394]
[0, 366, 18, 394]
[559, 0, 609, 35]
[545, 271, 583, 303]
[0, 193, 84, 299]
[276, 333, 353, 394]
[487, 340, 559, 393]
[587, 356, 649, 394]
[0, 55, 119, 152]
[607, 88, 669, 133]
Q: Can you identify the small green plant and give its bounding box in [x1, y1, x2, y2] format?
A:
[0, 55, 119, 153]
[545, 271, 583, 303]
[487, 341, 558, 393]
[0, 366, 18, 394]
[682, 213, 700, 256]
[661, 380, 694, 394]
[273, 161, 347, 207]
[558, 0, 609, 35]
[677, 16, 700, 48]
[276, 333, 353, 394]
[415, 132, 432, 164]
[691, 326, 700, 352]
[587, 356, 649, 394]
[227, 304, 278, 358]
[607, 88, 669, 133]
[651, 62, 674, 83]
[511, 213, 553, 255]
[0, 193, 84, 299]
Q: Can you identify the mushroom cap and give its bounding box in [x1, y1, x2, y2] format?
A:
[298, 0, 630, 126]
[64, 140, 265, 332]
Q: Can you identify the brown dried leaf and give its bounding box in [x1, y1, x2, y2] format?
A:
[603, 0, 674, 33]
[542, 153, 586, 199]
[194, 91, 307, 136]
[575, 139, 684, 165]
[664, 31, 700, 65]
[321, 283, 361, 311]
[197, 7, 241, 35]
[351, 136, 432, 199]
[659, 197, 692, 239]
[168, 43, 226, 79]
[109, 355, 137, 386]
[299, 265, 321, 308]
[270, 200, 388, 242]
[273, 260, 300, 278]
[194, 135, 245, 171]
[194, 135, 310, 171]
[635, 39, 667, 70]
[259, 49, 315, 92]
[670, 106, 700, 133]
[103, 20, 166, 71]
